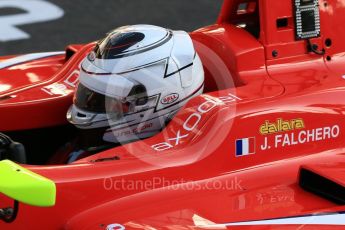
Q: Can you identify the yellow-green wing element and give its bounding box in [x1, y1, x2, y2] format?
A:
[0, 160, 56, 207]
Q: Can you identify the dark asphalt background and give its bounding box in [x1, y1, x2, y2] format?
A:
[0, 0, 223, 56]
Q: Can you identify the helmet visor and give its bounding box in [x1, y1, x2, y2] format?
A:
[74, 84, 131, 119]
[94, 31, 145, 59]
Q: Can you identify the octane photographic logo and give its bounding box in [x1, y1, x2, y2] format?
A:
[103, 38, 239, 168]
[103, 176, 243, 192]
[0, 0, 64, 42]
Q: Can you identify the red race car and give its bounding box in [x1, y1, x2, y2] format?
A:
[1, 0, 345, 229]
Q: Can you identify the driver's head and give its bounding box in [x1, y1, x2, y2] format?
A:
[67, 24, 204, 145]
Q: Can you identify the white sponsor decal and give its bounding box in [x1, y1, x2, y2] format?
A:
[63, 69, 80, 88]
[108, 212, 345, 229]
[0, 52, 64, 70]
[151, 93, 241, 151]
[106, 223, 125, 230]
[42, 83, 67, 96]
[41, 69, 80, 96]
[201, 213, 345, 227]
[0, 0, 64, 41]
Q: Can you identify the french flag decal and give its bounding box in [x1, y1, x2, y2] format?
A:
[236, 137, 255, 157]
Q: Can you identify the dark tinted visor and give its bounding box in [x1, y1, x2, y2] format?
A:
[75, 83, 107, 113]
[94, 32, 145, 59]
[75, 83, 131, 116]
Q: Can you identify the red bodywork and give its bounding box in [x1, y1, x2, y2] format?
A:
[1, 0, 345, 229]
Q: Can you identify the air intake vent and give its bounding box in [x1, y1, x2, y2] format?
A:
[299, 168, 345, 205]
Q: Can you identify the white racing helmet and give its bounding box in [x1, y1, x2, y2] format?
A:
[67, 24, 204, 145]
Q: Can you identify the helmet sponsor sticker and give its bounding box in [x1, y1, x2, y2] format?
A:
[161, 93, 179, 105]
[111, 123, 153, 138]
